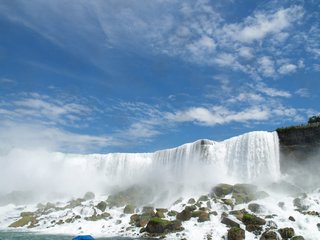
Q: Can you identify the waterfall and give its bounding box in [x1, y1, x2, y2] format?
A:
[0, 131, 281, 198]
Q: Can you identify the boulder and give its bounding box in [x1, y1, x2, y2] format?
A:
[167, 210, 178, 217]
[145, 217, 183, 234]
[9, 212, 39, 228]
[289, 216, 295, 222]
[221, 217, 240, 228]
[242, 213, 266, 226]
[198, 195, 209, 202]
[84, 212, 110, 221]
[124, 204, 135, 214]
[176, 209, 192, 221]
[96, 201, 107, 212]
[227, 227, 245, 240]
[291, 236, 305, 240]
[211, 183, 233, 198]
[246, 224, 263, 235]
[248, 203, 262, 213]
[107, 185, 152, 207]
[278, 227, 295, 239]
[155, 208, 168, 218]
[187, 198, 196, 204]
[260, 231, 279, 240]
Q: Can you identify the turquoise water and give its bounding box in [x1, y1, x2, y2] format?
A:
[0, 232, 152, 240]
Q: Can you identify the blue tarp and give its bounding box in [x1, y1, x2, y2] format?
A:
[72, 235, 95, 240]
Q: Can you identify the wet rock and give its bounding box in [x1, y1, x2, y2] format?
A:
[266, 220, 278, 229]
[187, 198, 196, 204]
[289, 216, 295, 221]
[222, 198, 234, 208]
[246, 224, 263, 235]
[211, 183, 233, 198]
[277, 202, 285, 209]
[233, 184, 258, 194]
[184, 205, 197, 212]
[155, 208, 168, 218]
[9, 212, 38, 228]
[317, 223, 320, 231]
[229, 209, 248, 221]
[142, 206, 155, 216]
[291, 236, 305, 240]
[210, 211, 218, 216]
[227, 227, 245, 240]
[248, 203, 263, 213]
[84, 212, 110, 221]
[124, 204, 135, 214]
[167, 210, 178, 217]
[145, 217, 183, 234]
[107, 185, 153, 207]
[221, 217, 240, 228]
[198, 195, 209, 202]
[260, 231, 279, 240]
[191, 210, 209, 222]
[96, 201, 107, 212]
[242, 213, 266, 226]
[278, 227, 295, 239]
[83, 192, 95, 200]
[176, 209, 192, 221]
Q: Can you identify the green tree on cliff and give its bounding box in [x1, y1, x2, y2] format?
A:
[308, 115, 320, 124]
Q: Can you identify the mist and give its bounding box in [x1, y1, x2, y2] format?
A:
[0, 131, 281, 206]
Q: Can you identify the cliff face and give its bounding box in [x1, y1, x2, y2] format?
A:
[276, 123, 320, 172]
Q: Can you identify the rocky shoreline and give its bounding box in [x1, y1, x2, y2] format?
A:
[4, 182, 319, 240]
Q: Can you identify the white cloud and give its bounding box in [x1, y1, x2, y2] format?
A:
[295, 88, 310, 97]
[238, 47, 254, 59]
[278, 63, 297, 74]
[256, 83, 291, 98]
[0, 78, 15, 84]
[258, 56, 275, 77]
[166, 106, 270, 126]
[0, 121, 113, 153]
[226, 6, 304, 43]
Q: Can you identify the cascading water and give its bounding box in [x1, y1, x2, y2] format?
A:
[0, 131, 281, 200]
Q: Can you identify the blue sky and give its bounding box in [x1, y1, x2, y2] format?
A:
[0, 0, 319, 153]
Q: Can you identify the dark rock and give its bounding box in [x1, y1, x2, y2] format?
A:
[84, 212, 110, 221]
[277, 202, 285, 209]
[211, 183, 233, 198]
[289, 216, 295, 221]
[107, 185, 153, 207]
[221, 217, 240, 228]
[197, 211, 210, 222]
[248, 203, 262, 213]
[227, 227, 245, 240]
[291, 236, 305, 240]
[229, 209, 248, 221]
[260, 230, 278, 240]
[266, 220, 278, 229]
[9, 212, 38, 228]
[278, 227, 295, 239]
[246, 224, 263, 235]
[96, 201, 107, 212]
[167, 210, 178, 217]
[176, 209, 192, 221]
[191, 210, 209, 222]
[184, 205, 197, 212]
[198, 195, 209, 202]
[155, 209, 168, 218]
[142, 206, 155, 215]
[242, 213, 266, 226]
[222, 198, 234, 207]
[83, 192, 95, 200]
[233, 184, 258, 194]
[187, 198, 196, 204]
[317, 223, 320, 231]
[124, 204, 135, 214]
[145, 217, 183, 234]
[210, 211, 218, 216]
